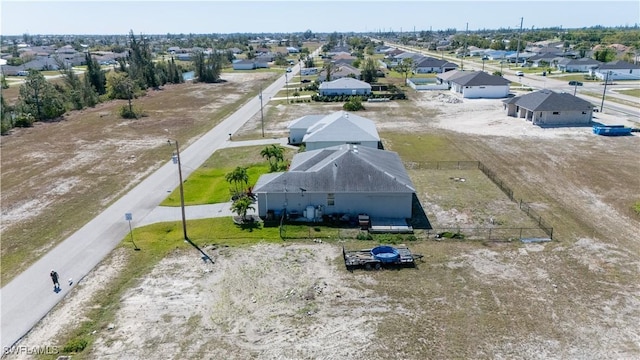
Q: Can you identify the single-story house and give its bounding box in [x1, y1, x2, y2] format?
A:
[286, 46, 300, 54]
[447, 71, 511, 98]
[590, 60, 640, 81]
[318, 64, 362, 81]
[232, 59, 257, 70]
[287, 110, 380, 150]
[527, 53, 561, 67]
[503, 90, 593, 126]
[318, 77, 371, 96]
[556, 57, 602, 72]
[253, 144, 416, 220]
[413, 57, 458, 73]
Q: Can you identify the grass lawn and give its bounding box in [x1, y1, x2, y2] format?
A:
[616, 88, 640, 98]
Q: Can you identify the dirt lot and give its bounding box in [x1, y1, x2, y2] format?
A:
[4, 78, 640, 358]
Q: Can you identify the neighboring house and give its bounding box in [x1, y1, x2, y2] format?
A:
[253, 144, 416, 220]
[232, 58, 270, 70]
[447, 71, 511, 98]
[590, 60, 640, 81]
[286, 46, 300, 53]
[287, 110, 380, 150]
[318, 63, 362, 81]
[414, 57, 458, 73]
[503, 90, 593, 126]
[527, 53, 561, 68]
[318, 77, 371, 96]
[232, 59, 257, 70]
[556, 57, 602, 72]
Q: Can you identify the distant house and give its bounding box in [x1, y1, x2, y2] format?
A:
[286, 46, 300, 54]
[556, 58, 602, 72]
[590, 60, 640, 81]
[414, 57, 458, 73]
[253, 144, 416, 220]
[527, 53, 561, 68]
[318, 77, 371, 96]
[232, 59, 256, 70]
[287, 111, 380, 150]
[503, 90, 593, 126]
[442, 71, 511, 98]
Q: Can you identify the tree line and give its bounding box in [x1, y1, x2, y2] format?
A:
[1, 30, 230, 135]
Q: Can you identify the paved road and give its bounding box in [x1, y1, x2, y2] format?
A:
[0, 55, 311, 349]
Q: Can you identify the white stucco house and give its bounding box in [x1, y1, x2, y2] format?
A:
[253, 144, 416, 220]
[318, 78, 371, 96]
[287, 111, 380, 150]
[503, 90, 593, 126]
[590, 60, 640, 81]
[442, 71, 511, 98]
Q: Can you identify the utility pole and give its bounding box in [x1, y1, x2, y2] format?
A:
[600, 71, 611, 112]
[461, 22, 468, 70]
[515, 17, 524, 68]
[168, 140, 188, 241]
[259, 84, 264, 137]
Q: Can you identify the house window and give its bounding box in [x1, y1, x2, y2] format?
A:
[480, 86, 485, 89]
[552, 111, 560, 115]
[327, 193, 335, 206]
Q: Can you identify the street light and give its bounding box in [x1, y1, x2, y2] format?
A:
[167, 139, 188, 241]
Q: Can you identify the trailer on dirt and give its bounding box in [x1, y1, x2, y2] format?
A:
[343, 245, 423, 271]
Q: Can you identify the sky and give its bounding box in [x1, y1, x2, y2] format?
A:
[1, 0, 638, 36]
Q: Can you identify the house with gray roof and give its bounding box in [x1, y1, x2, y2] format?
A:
[253, 144, 416, 220]
[503, 90, 593, 126]
[414, 57, 458, 73]
[556, 57, 602, 72]
[590, 60, 640, 81]
[318, 77, 371, 96]
[287, 111, 380, 150]
[446, 71, 511, 98]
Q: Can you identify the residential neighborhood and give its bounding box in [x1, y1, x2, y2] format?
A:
[1, 6, 639, 359]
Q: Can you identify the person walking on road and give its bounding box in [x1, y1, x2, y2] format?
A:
[50, 270, 60, 291]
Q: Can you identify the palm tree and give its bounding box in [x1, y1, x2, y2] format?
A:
[231, 195, 255, 222]
[225, 166, 248, 197]
[260, 144, 284, 172]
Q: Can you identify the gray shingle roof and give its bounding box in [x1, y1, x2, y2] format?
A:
[503, 90, 593, 111]
[450, 71, 511, 86]
[288, 115, 326, 130]
[254, 145, 415, 194]
[303, 111, 379, 143]
[318, 77, 371, 90]
[597, 60, 640, 70]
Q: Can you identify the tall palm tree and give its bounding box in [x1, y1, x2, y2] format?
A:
[225, 166, 248, 196]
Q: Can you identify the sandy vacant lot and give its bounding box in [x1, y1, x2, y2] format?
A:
[6, 83, 640, 359]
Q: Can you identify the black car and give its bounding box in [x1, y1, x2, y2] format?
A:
[568, 81, 583, 86]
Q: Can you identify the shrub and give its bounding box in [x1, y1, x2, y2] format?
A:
[13, 112, 35, 128]
[119, 105, 144, 119]
[63, 337, 89, 353]
[356, 232, 373, 240]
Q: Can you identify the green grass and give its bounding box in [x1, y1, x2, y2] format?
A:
[162, 164, 270, 206]
[617, 88, 640, 98]
[380, 132, 470, 162]
[161, 146, 275, 206]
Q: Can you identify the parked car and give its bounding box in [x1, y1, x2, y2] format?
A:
[16, 71, 29, 76]
[286, 67, 292, 73]
[569, 81, 583, 86]
[515, 71, 524, 76]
